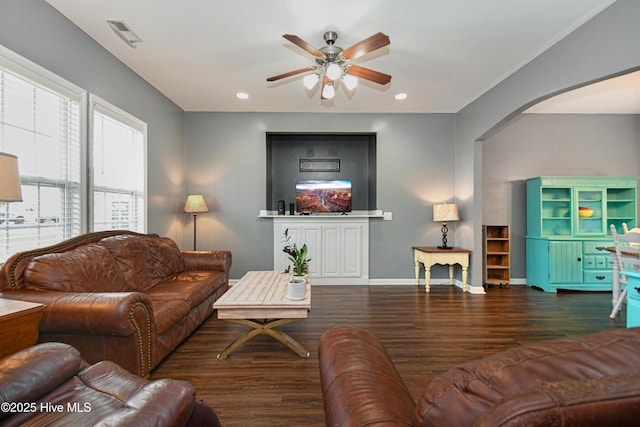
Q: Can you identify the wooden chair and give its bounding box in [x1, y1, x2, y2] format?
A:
[622, 223, 640, 247]
[609, 224, 640, 318]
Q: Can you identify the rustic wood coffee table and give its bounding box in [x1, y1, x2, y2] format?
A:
[213, 270, 311, 359]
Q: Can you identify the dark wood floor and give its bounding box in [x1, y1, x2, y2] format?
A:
[151, 285, 626, 427]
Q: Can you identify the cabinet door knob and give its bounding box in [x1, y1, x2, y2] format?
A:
[577, 257, 582, 262]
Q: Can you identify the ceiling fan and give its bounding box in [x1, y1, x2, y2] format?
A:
[267, 31, 391, 100]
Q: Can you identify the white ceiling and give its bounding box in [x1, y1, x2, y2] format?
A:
[45, 0, 636, 114]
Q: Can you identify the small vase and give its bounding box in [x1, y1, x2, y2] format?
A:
[287, 275, 307, 300]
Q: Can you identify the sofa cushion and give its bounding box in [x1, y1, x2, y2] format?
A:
[23, 244, 127, 292]
[149, 298, 191, 334]
[413, 328, 640, 427]
[98, 235, 183, 292]
[146, 271, 226, 308]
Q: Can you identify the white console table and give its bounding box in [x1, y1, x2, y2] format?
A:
[263, 211, 382, 285]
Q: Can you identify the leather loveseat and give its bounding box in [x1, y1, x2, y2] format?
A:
[319, 325, 640, 427]
[0, 342, 220, 426]
[0, 230, 231, 376]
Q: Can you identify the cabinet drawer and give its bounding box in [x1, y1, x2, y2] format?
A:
[583, 270, 611, 284]
[583, 241, 611, 254]
[628, 284, 640, 302]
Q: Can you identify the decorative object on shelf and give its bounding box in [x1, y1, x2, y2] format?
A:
[267, 31, 391, 100]
[184, 194, 208, 250]
[433, 202, 459, 249]
[578, 206, 594, 217]
[0, 152, 23, 202]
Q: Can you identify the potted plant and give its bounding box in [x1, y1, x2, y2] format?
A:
[282, 229, 311, 299]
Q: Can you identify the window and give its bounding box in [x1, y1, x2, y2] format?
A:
[0, 45, 148, 262]
[0, 46, 84, 261]
[90, 95, 146, 232]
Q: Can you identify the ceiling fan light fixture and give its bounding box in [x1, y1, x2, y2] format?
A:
[267, 31, 391, 101]
[322, 81, 335, 99]
[343, 74, 358, 91]
[303, 73, 320, 89]
[326, 62, 342, 80]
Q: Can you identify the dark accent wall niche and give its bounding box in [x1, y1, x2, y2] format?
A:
[266, 133, 376, 211]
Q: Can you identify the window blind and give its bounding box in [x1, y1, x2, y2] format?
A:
[91, 96, 146, 233]
[0, 48, 83, 261]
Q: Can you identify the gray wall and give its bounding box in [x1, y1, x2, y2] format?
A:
[0, 0, 187, 242]
[456, 0, 640, 288]
[184, 112, 456, 280]
[483, 114, 640, 279]
[5, 0, 640, 286]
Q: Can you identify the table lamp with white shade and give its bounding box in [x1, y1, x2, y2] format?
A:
[0, 152, 23, 202]
[433, 202, 459, 249]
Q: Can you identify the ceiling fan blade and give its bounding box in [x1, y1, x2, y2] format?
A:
[346, 65, 392, 85]
[267, 66, 315, 82]
[283, 34, 325, 58]
[342, 32, 390, 60]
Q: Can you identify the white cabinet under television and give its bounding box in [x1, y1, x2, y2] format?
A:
[272, 216, 370, 284]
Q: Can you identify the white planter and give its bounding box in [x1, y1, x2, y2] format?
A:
[287, 276, 307, 300]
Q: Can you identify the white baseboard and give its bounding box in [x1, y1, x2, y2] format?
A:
[229, 277, 527, 293]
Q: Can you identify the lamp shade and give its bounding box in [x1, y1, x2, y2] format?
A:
[184, 194, 208, 213]
[433, 203, 459, 222]
[0, 152, 23, 202]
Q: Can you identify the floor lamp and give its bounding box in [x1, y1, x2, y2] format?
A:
[0, 152, 23, 204]
[433, 202, 459, 249]
[184, 194, 208, 250]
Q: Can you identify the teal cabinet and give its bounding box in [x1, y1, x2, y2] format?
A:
[623, 271, 640, 327]
[526, 176, 637, 292]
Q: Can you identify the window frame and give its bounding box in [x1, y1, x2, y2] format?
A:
[0, 44, 150, 261]
[0, 44, 88, 253]
[88, 94, 148, 232]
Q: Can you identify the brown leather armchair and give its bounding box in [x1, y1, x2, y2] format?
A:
[0, 342, 220, 426]
[319, 325, 640, 427]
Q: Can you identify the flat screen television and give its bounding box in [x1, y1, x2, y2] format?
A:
[295, 180, 352, 213]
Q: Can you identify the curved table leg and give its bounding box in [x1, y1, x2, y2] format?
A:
[217, 318, 309, 359]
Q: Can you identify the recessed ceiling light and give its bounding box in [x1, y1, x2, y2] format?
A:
[395, 92, 408, 101]
[236, 92, 249, 100]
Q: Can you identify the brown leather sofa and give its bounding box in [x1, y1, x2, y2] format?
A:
[319, 325, 640, 427]
[0, 230, 231, 377]
[0, 342, 220, 426]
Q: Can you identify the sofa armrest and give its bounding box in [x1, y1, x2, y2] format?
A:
[182, 250, 232, 276]
[475, 372, 640, 427]
[92, 379, 196, 427]
[0, 290, 153, 336]
[0, 343, 83, 420]
[318, 326, 416, 427]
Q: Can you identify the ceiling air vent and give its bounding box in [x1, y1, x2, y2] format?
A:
[106, 20, 142, 48]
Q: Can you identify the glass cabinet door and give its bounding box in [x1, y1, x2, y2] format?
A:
[574, 188, 605, 235]
[540, 187, 572, 236]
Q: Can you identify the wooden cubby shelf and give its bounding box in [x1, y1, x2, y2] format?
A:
[483, 225, 510, 289]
